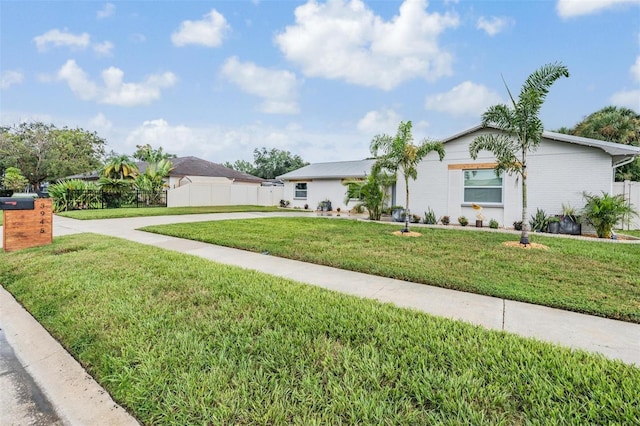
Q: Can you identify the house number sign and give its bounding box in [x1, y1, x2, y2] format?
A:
[2, 198, 53, 252]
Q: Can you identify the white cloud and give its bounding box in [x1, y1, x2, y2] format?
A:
[476, 16, 513, 36]
[357, 108, 401, 135]
[556, 0, 640, 18]
[171, 9, 230, 47]
[89, 113, 113, 131]
[425, 81, 503, 116]
[97, 3, 115, 19]
[34, 29, 91, 51]
[220, 57, 300, 114]
[630, 56, 640, 81]
[57, 59, 177, 106]
[93, 41, 114, 57]
[275, 0, 459, 90]
[123, 119, 368, 164]
[610, 89, 640, 110]
[1, 70, 24, 89]
[34, 28, 114, 56]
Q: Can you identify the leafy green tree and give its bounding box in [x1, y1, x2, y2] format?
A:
[582, 192, 637, 238]
[223, 159, 256, 175]
[2, 167, 29, 192]
[132, 144, 176, 163]
[556, 106, 640, 181]
[470, 62, 569, 245]
[0, 122, 105, 189]
[343, 169, 395, 220]
[371, 121, 445, 232]
[252, 147, 308, 179]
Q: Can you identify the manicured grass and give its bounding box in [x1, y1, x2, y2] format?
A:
[1, 234, 638, 424]
[142, 217, 640, 323]
[56, 205, 301, 220]
[619, 229, 640, 238]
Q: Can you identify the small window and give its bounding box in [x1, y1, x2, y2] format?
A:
[294, 182, 307, 199]
[464, 169, 502, 204]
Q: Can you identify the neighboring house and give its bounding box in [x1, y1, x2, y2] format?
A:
[278, 159, 376, 211]
[398, 125, 640, 227]
[155, 156, 265, 188]
[65, 156, 265, 187]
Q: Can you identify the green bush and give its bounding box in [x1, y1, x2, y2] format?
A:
[582, 192, 638, 238]
[423, 208, 437, 224]
[458, 216, 469, 226]
[530, 208, 549, 232]
[489, 219, 499, 229]
[48, 179, 100, 212]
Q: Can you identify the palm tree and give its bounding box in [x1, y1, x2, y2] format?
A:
[469, 62, 569, 245]
[557, 106, 640, 181]
[102, 154, 139, 180]
[371, 121, 445, 232]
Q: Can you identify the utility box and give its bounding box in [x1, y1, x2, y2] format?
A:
[2, 198, 53, 252]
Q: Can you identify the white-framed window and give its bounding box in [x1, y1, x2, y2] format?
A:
[463, 169, 503, 204]
[294, 182, 307, 199]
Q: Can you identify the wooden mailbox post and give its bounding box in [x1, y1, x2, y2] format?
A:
[1, 198, 53, 252]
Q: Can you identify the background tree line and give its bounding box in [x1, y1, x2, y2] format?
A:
[224, 147, 309, 180]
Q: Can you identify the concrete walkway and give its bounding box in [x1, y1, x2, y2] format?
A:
[1, 212, 639, 424]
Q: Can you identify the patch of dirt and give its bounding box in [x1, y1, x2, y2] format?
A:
[392, 231, 422, 237]
[502, 241, 549, 250]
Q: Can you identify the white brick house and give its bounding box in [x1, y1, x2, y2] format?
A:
[399, 125, 640, 226]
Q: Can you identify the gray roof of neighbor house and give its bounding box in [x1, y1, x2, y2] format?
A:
[141, 156, 264, 184]
[443, 124, 640, 161]
[64, 156, 265, 184]
[277, 159, 376, 180]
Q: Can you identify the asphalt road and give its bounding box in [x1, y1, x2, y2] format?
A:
[0, 327, 63, 426]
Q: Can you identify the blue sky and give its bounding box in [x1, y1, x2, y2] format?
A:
[1, 0, 639, 164]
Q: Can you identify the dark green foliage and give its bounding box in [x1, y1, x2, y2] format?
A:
[0, 122, 106, 189]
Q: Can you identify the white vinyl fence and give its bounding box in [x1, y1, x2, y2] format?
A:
[613, 180, 640, 230]
[167, 183, 284, 208]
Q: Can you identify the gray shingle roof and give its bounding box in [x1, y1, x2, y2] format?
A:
[158, 156, 265, 184]
[64, 156, 265, 184]
[277, 159, 376, 180]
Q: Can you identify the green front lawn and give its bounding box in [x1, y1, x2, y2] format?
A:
[1, 234, 638, 424]
[619, 229, 640, 238]
[57, 205, 300, 220]
[141, 218, 640, 323]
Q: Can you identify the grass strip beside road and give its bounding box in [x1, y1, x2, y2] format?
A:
[1, 234, 638, 424]
[56, 205, 301, 220]
[141, 217, 640, 323]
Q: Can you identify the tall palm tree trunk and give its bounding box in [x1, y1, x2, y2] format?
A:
[404, 176, 410, 232]
[520, 150, 529, 245]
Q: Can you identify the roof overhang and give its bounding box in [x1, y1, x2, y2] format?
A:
[443, 124, 640, 161]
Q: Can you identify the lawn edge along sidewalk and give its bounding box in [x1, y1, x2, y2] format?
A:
[0, 287, 140, 426]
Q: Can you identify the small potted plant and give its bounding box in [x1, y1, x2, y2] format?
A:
[458, 216, 469, 226]
[440, 215, 450, 225]
[489, 218, 499, 229]
[513, 221, 523, 231]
